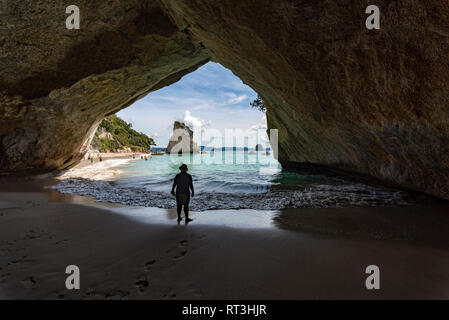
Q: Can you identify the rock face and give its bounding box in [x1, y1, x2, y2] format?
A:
[0, 0, 209, 171]
[166, 121, 199, 154]
[88, 127, 125, 154]
[96, 127, 114, 141]
[0, 1, 448, 199]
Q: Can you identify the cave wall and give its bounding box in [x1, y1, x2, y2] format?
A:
[0, 0, 448, 199]
[160, 0, 449, 199]
[0, 0, 210, 171]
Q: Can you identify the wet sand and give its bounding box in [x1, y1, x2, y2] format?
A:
[1, 179, 449, 299]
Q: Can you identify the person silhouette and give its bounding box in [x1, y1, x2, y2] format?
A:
[171, 164, 194, 224]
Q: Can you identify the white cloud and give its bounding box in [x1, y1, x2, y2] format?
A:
[249, 123, 267, 134]
[175, 110, 212, 143]
[224, 93, 248, 105]
[183, 110, 209, 129]
[117, 62, 265, 147]
[249, 115, 268, 134]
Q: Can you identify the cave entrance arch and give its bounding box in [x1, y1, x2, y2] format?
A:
[1, 1, 447, 199]
[113, 61, 269, 159]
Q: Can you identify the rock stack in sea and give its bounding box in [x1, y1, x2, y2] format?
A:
[166, 121, 199, 154]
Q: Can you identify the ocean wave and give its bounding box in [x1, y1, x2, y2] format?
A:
[50, 178, 416, 211]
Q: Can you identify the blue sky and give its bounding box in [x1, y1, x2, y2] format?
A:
[117, 62, 268, 148]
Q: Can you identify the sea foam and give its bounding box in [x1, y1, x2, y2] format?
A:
[51, 157, 416, 211]
[51, 177, 416, 211]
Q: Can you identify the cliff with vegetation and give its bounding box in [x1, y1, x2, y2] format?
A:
[90, 115, 155, 153]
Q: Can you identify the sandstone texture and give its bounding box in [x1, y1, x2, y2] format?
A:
[0, 1, 448, 199]
[0, 0, 209, 171]
[166, 121, 199, 154]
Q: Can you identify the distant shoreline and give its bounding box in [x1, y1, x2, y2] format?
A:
[84, 151, 148, 160]
[77, 152, 148, 169]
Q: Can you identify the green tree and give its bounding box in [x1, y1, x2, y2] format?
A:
[250, 95, 266, 112]
[98, 115, 155, 151]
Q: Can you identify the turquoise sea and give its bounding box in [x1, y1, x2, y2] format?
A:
[53, 152, 416, 211]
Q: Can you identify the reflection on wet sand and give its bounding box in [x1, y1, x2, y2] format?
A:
[2, 179, 449, 299]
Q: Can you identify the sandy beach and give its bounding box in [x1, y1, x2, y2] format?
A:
[56, 153, 156, 181]
[1, 177, 449, 300]
[84, 152, 147, 160]
[78, 152, 147, 168]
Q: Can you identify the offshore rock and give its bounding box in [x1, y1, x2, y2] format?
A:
[166, 121, 199, 154]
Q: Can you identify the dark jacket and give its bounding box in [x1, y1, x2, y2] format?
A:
[172, 171, 194, 196]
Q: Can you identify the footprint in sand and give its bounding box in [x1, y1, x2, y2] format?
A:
[165, 239, 188, 252]
[21, 276, 36, 288]
[172, 250, 187, 261]
[164, 240, 190, 261]
[144, 259, 156, 271]
[134, 279, 149, 292]
[0, 273, 12, 282]
[24, 230, 40, 240]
